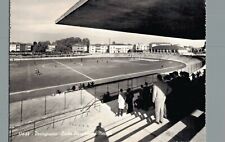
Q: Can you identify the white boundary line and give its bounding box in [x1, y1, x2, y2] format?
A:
[10, 64, 184, 95]
[54, 60, 94, 81]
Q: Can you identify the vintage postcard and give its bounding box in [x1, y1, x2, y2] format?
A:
[10, 0, 206, 141]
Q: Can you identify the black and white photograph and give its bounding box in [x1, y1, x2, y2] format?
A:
[9, 0, 206, 141]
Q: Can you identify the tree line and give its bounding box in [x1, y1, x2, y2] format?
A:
[31, 37, 90, 53]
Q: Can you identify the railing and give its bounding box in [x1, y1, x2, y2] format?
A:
[9, 99, 101, 139]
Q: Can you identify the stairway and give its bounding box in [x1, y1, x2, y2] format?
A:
[12, 96, 205, 142]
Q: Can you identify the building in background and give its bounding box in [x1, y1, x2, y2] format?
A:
[89, 44, 108, 54]
[46, 44, 56, 52]
[11, 43, 32, 52]
[151, 44, 188, 54]
[72, 44, 87, 53]
[25, 44, 32, 51]
[109, 44, 133, 53]
[134, 43, 149, 51]
[10, 43, 17, 52]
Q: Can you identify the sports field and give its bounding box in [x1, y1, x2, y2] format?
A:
[10, 57, 185, 96]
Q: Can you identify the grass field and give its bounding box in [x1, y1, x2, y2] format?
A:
[10, 57, 184, 92]
[9, 57, 185, 103]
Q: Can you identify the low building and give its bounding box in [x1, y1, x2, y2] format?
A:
[72, 44, 87, 53]
[13, 43, 32, 52]
[25, 44, 32, 51]
[150, 42, 172, 47]
[10, 43, 17, 52]
[134, 43, 149, 51]
[151, 45, 188, 54]
[89, 44, 108, 53]
[46, 44, 56, 52]
[109, 44, 133, 53]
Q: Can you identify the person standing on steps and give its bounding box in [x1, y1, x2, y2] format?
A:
[117, 89, 126, 116]
[126, 88, 134, 114]
[152, 74, 172, 124]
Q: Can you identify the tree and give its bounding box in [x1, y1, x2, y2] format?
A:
[132, 44, 137, 52]
[31, 41, 38, 52]
[82, 38, 90, 52]
[37, 41, 50, 52]
[82, 38, 90, 47]
[55, 37, 78, 53]
[54, 37, 90, 53]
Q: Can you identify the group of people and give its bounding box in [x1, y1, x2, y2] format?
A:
[116, 68, 206, 123]
[134, 82, 153, 111]
[164, 70, 206, 121]
[96, 58, 110, 64]
[117, 88, 134, 116]
[71, 82, 95, 91]
[117, 74, 172, 124]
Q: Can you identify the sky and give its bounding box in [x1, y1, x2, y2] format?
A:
[11, 0, 205, 47]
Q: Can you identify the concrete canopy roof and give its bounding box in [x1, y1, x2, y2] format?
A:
[56, 0, 205, 39]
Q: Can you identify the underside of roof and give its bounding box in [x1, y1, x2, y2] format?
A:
[56, 0, 205, 39]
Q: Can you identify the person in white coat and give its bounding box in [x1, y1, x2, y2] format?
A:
[152, 74, 172, 124]
[118, 89, 126, 116]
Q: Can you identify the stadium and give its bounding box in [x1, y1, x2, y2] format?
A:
[9, 0, 206, 141]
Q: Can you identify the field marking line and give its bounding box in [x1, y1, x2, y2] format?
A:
[10, 64, 184, 95]
[54, 60, 94, 81]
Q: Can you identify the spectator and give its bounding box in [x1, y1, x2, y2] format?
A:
[79, 83, 83, 90]
[82, 83, 85, 89]
[139, 85, 144, 109]
[72, 85, 76, 91]
[91, 82, 95, 87]
[102, 92, 111, 103]
[125, 88, 134, 113]
[152, 74, 172, 124]
[87, 82, 91, 88]
[117, 89, 126, 116]
[143, 82, 151, 111]
[134, 95, 142, 109]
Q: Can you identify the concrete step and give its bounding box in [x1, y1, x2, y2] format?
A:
[150, 109, 205, 142]
[151, 121, 187, 142]
[107, 117, 145, 142]
[190, 126, 206, 142]
[76, 114, 137, 142]
[73, 110, 136, 142]
[104, 114, 136, 131]
[124, 117, 170, 142]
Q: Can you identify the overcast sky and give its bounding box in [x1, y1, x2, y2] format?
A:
[11, 0, 205, 47]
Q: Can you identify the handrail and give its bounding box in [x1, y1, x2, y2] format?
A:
[80, 98, 96, 112]
[10, 100, 101, 130]
[82, 99, 100, 113]
[10, 99, 101, 137]
[10, 111, 84, 137]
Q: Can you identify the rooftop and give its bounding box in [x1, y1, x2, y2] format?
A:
[152, 45, 184, 50]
